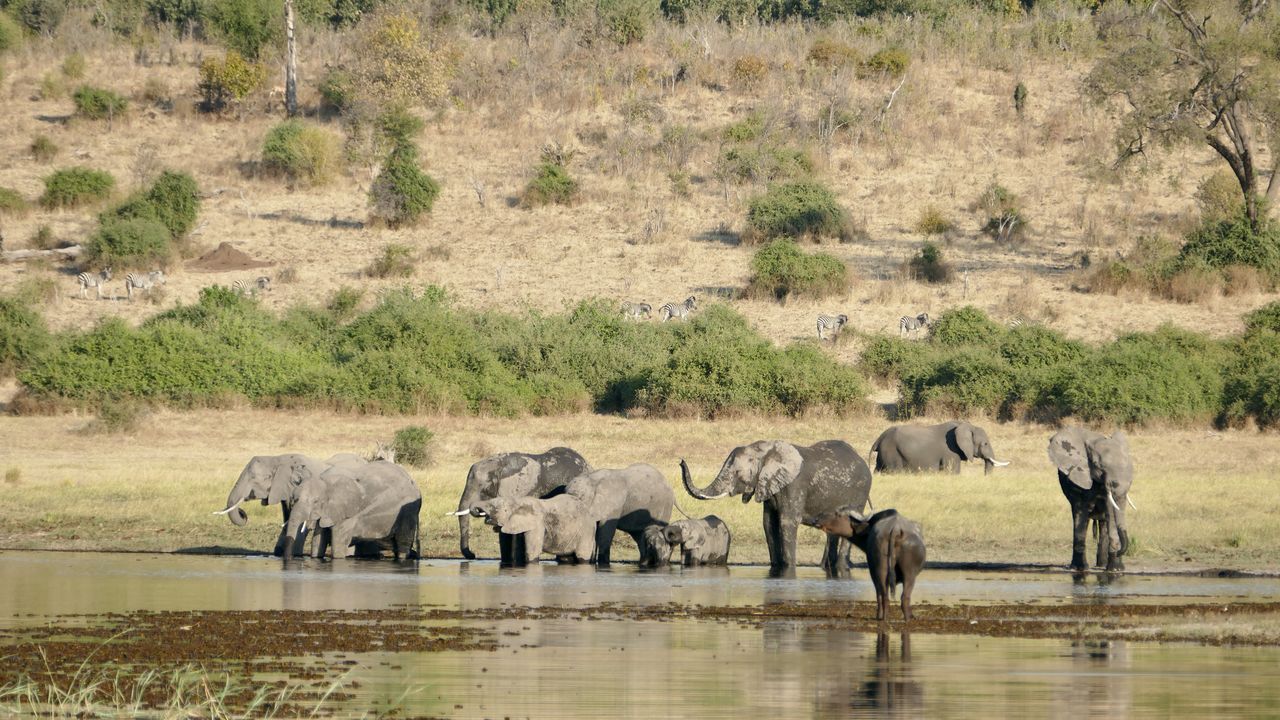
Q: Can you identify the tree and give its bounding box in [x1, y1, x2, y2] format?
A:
[1086, 0, 1280, 232]
[285, 0, 297, 117]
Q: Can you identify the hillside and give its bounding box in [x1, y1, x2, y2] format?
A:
[1, 5, 1272, 373]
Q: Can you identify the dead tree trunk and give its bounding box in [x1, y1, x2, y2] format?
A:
[285, 0, 298, 117]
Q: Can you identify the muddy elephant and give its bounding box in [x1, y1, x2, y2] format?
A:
[869, 421, 1010, 475]
[471, 495, 596, 564]
[681, 440, 872, 571]
[284, 460, 422, 564]
[1048, 427, 1135, 572]
[452, 447, 591, 563]
[816, 508, 926, 621]
[566, 464, 674, 565]
[641, 516, 731, 567]
[215, 453, 367, 556]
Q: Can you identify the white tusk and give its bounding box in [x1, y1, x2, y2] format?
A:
[990, 459, 1010, 467]
[447, 510, 471, 516]
[700, 493, 729, 500]
[300, 521, 307, 534]
[1127, 495, 1137, 511]
[212, 507, 238, 515]
[1107, 488, 1120, 512]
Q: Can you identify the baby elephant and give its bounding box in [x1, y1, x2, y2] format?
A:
[472, 495, 595, 564]
[641, 516, 731, 566]
[816, 508, 926, 622]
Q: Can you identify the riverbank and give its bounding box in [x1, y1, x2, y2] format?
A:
[1, 409, 1276, 570]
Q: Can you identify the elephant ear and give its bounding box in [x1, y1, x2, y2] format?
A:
[267, 458, 304, 506]
[683, 523, 707, 551]
[495, 456, 541, 498]
[499, 502, 542, 535]
[949, 423, 976, 461]
[1048, 429, 1092, 489]
[755, 442, 803, 502]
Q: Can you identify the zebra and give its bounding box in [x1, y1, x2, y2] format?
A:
[621, 301, 652, 320]
[125, 270, 166, 300]
[899, 312, 930, 338]
[816, 313, 848, 341]
[659, 296, 697, 322]
[232, 276, 271, 296]
[1008, 318, 1024, 329]
[77, 268, 112, 299]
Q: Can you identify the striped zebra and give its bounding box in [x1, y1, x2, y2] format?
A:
[659, 296, 697, 322]
[125, 270, 166, 300]
[621, 301, 652, 320]
[816, 313, 848, 341]
[899, 312, 930, 338]
[233, 276, 272, 296]
[77, 268, 112, 299]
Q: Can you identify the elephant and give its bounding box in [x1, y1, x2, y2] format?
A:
[869, 421, 1010, 475]
[283, 459, 422, 563]
[470, 495, 596, 564]
[815, 508, 925, 621]
[681, 439, 873, 571]
[1048, 427, 1135, 572]
[451, 447, 591, 563]
[215, 453, 368, 556]
[565, 464, 675, 565]
[641, 516, 731, 566]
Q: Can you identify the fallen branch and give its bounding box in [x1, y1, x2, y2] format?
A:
[1, 245, 83, 262]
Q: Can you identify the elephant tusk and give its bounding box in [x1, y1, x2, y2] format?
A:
[300, 521, 307, 534]
[990, 459, 1010, 467]
[212, 506, 238, 515]
[1107, 488, 1121, 512]
[446, 510, 471, 517]
[1127, 495, 1137, 511]
[701, 493, 730, 500]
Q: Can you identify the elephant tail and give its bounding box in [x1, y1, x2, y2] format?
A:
[672, 501, 696, 521]
[886, 527, 903, 596]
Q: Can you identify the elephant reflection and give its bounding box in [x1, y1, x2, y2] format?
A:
[851, 631, 923, 714]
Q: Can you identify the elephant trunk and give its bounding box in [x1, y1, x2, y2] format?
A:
[457, 481, 479, 560]
[681, 459, 729, 500]
[220, 482, 252, 526]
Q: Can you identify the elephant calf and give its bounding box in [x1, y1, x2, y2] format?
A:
[641, 516, 731, 567]
[472, 495, 595, 564]
[816, 508, 926, 622]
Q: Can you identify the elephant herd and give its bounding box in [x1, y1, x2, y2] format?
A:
[214, 420, 1136, 619]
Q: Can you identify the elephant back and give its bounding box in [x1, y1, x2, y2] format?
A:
[799, 440, 873, 517]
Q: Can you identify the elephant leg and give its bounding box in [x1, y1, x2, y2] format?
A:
[901, 572, 915, 622]
[1095, 513, 1110, 569]
[314, 528, 331, 560]
[595, 519, 619, 566]
[820, 533, 841, 572]
[762, 508, 780, 568]
[778, 517, 799, 568]
[331, 528, 355, 561]
[498, 531, 515, 566]
[523, 533, 543, 563]
[1069, 503, 1090, 571]
[871, 564, 889, 621]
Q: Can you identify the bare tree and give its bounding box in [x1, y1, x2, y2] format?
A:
[1086, 0, 1280, 232]
[285, 0, 298, 117]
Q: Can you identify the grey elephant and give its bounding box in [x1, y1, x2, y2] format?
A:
[452, 447, 591, 563]
[471, 495, 595, 564]
[869, 421, 1010, 475]
[815, 508, 926, 621]
[215, 453, 367, 556]
[284, 460, 422, 563]
[1048, 427, 1135, 572]
[566, 464, 674, 565]
[681, 440, 873, 571]
[641, 516, 731, 566]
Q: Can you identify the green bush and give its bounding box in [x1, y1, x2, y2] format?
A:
[261, 120, 341, 185]
[860, 335, 935, 382]
[0, 296, 51, 376]
[61, 52, 85, 79]
[0, 187, 29, 216]
[1196, 170, 1243, 223]
[365, 243, 416, 278]
[204, 0, 280, 59]
[743, 181, 855, 243]
[369, 142, 440, 227]
[376, 108, 426, 145]
[143, 170, 200, 239]
[521, 162, 579, 207]
[40, 167, 115, 209]
[0, 11, 22, 53]
[197, 51, 266, 111]
[86, 217, 172, 269]
[147, 0, 205, 26]
[391, 425, 433, 468]
[908, 242, 953, 283]
[11, 0, 64, 34]
[599, 0, 659, 45]
[745, 239, 849, 301]
[914, 205, 954, 236]
[1244, 301, 1280, 335]
[807, 37, 860, 67]
[723, 112, 764, 143]
[975, 182, 1028, 244]
[1221, 330, 1280, 429]
[72, 86, 128, 120]
[30, 135, 58, 162]
[718, 146, 812, 184]
[929, 306, 1003, 346]
[861, 47, 909, 77]
[1179, 212, 1280, 278]
[900, 347, 1014, 418]
[318, 67, 354, 114]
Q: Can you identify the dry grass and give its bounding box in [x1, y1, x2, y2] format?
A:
[0, 17, 1272, 340]
[0, 409, 1277, 570]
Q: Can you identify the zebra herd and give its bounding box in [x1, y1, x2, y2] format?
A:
[75, 271, 271, 301]
[814, 311, 930, 341]
[621, 296, 697, 322]
[76, 268, 168, 301]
